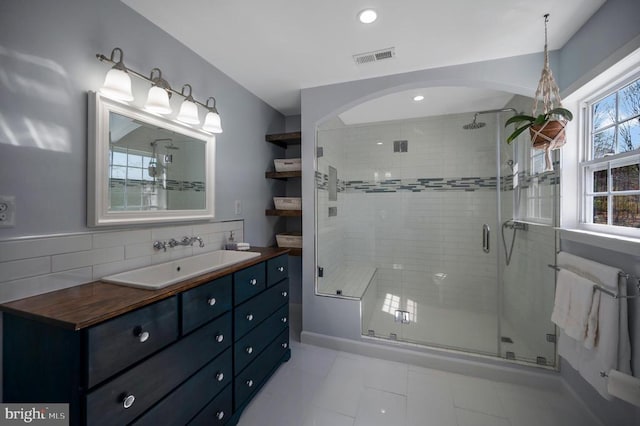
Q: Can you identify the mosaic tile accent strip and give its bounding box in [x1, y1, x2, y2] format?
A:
[110, 179, 205, 192]
[316, 171, 558, 193]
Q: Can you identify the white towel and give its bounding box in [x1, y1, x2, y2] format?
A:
[551, 268, 596, 341]
[556, 252, 632, 400]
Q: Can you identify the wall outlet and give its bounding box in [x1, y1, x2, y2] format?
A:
[234, 200, 242, 215]
[0, 195, 15, 227]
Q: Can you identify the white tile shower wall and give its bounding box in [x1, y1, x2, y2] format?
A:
[318, 114, 499, 315]
[0, 220, 244, 303]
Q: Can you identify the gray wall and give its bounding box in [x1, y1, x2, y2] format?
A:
[0, 0, 286, 244]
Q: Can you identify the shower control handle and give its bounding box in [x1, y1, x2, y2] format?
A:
[482, 224, 490, 253]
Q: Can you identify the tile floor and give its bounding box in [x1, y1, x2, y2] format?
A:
[237, 332, 602, 426]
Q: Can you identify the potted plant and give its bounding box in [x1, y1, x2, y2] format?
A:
[505, 107, 573, 148]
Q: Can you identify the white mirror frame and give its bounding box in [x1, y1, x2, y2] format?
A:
[87, 91, 216, 227]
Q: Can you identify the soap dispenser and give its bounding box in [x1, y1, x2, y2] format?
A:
[225, 231, 237, 250]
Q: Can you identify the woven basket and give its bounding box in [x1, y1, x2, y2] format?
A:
[529, 119, 567, 151]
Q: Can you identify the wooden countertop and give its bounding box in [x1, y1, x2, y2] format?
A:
[0, 247, 289, 330]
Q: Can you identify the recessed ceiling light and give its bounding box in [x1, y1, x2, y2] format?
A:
[376, 141, 383, 145]
[413, 95, 425, 102]
[358, 9, 377, 24]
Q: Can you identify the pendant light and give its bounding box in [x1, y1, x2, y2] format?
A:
[203, 97, 223, 133]
[99, 48, 133, 102]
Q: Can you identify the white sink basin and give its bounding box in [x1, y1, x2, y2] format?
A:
[102, 250, 260, 290]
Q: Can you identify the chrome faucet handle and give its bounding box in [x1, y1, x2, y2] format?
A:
[181, 236, 193, 245]
[153, 241, 167, 252]
[168, 238, 179, 248]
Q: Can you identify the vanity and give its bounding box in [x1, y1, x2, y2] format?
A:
[1, 247, 290, 425]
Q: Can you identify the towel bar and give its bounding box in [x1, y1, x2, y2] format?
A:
[548, 264, 640, 300]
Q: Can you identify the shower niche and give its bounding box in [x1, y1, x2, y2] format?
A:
[315, 91, 559, 368]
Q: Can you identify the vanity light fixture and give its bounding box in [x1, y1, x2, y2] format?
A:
[413, 95, 425, 102]
[358, 9, 378, 24]
[99, 48, 134, 102]
[144, 68, 173, 115]
[176, 84, 200, 124]
[202, 97, 223, 134]
[96, 47, 223, 133]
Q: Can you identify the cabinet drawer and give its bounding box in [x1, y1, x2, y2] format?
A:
[233, 262, 266, 305]
[234, 279, 289, 339]
[188, 385, 232, 426]
[86, 296, 178, 388]
[182, 275, 232, 334]
[234, 328, 289, 411]
[234, 304, 289, 373]
[131, 348, 232, 426]
[266, 255, 288, 287]
[85, 312, 231, 426]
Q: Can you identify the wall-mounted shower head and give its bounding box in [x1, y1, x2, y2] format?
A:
[463, 114, 486, 130]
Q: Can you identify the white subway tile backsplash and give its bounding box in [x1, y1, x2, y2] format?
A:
[0, 267, 93, 304]
[52, 246, 125, 272]
[0, 220, 244, 303]
[92, 229, 152, 249]
[0, 256, 51, 283]
[0, 234, 92, 262]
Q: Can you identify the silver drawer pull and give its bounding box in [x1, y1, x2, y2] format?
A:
[281, 291, 288, 297]
[216, 372, 224, 382]
[282, 342, 288, 349]
[123, 394, 135, 409]
[216, 411, 225, 420]
[136, 330, 150, 343]
[281, 317, 287, 323]
[246, 313, 254, 321]
[277, 266, 285, 272]
[246, 346, 253, 354]
[207, 297, 216, 306]
[249, 278, 257, 286]
[215, 334, 224, 343]
[246, 379, 254, 387]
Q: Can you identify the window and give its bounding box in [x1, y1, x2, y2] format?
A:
[581, 75, 640, 233]
[109, 148, 159, 210]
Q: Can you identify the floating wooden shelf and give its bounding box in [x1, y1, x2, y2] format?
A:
[265, 132, 301, 149]
[265, 170, 301, 180]
[266, 209, 302, 217]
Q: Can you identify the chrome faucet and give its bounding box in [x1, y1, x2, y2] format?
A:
[153, 236, 204, 251]
[168, 236, 205, 248]
[153, 240, 167, 252]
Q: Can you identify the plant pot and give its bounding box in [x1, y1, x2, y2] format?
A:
[529, 119, 567, 150]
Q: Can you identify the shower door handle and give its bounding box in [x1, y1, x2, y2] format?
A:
[482, 224, 490, 253]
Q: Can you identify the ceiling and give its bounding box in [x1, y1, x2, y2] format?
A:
[122, 0, 605, 118]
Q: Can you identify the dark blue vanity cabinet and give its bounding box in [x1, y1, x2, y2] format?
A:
[1, 249, 290, 426]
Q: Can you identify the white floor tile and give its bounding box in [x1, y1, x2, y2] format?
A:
[235, 329, 603, 426]
[354, 388, 407, 426]
[455, 408, 511, 426]
[303, 407, 355, 426]
[450, 373, 507, 418]
[407, 368, 457, 426]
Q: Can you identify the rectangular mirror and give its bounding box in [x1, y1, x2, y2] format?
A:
[88, 91, 215, 226]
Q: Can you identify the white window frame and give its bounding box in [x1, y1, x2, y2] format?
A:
[578, 71, 640, 238]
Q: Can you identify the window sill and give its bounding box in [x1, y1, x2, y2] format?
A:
[560, 228, 640, 256]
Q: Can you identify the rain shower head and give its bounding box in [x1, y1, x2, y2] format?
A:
[164, 141, 179, 150]
[463, 114, 486, 130]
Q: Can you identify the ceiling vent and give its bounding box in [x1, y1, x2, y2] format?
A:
[353, 47, 395, 65]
